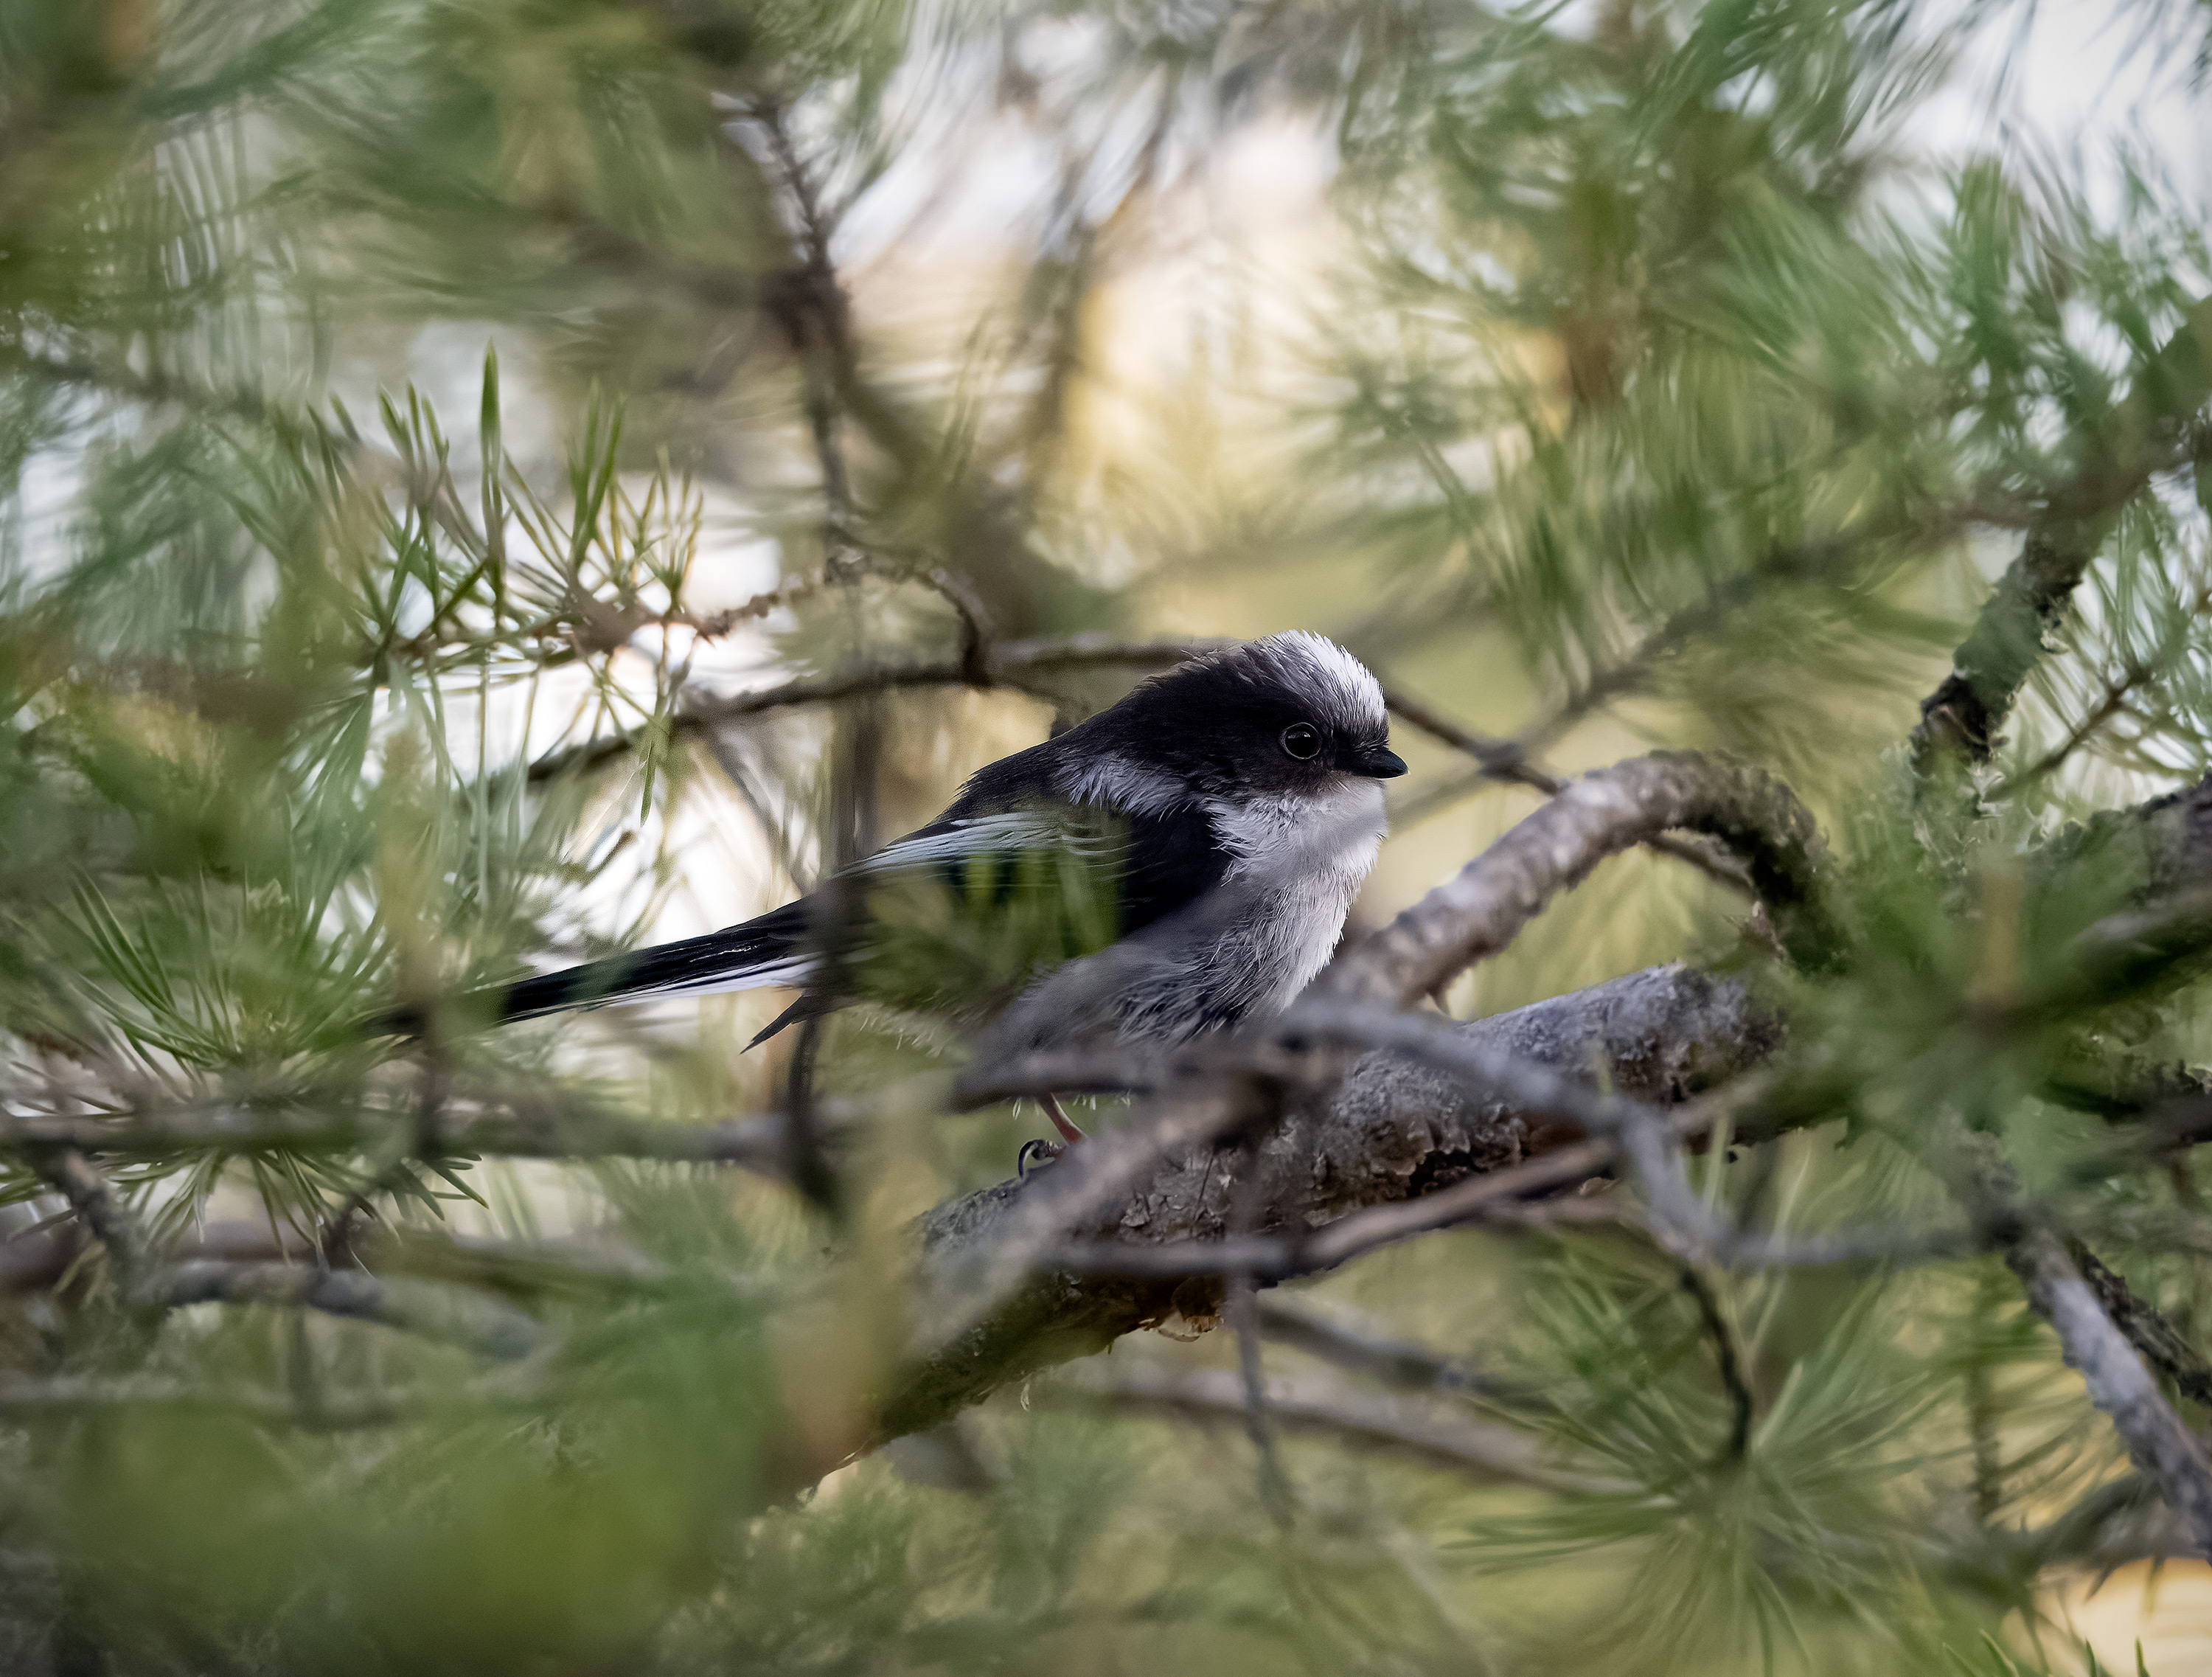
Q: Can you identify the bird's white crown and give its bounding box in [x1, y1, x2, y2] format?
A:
[1244, 631, 1388, 736]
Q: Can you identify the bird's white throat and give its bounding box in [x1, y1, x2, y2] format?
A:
[1208, 774, 1388, 885]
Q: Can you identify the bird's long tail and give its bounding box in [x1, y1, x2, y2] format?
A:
[498, 900, 815, 1022]
[375, 900, 816, 1035]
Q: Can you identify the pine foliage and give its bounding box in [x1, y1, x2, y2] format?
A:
[3, 0, 2212, 1672]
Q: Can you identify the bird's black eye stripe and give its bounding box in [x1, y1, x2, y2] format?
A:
[1280, 722, 1321, 760]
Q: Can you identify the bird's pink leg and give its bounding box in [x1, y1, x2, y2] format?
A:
[1040, 1092, 1087, 1145]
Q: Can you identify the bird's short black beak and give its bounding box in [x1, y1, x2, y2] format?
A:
[1356, 745, 1408, 780]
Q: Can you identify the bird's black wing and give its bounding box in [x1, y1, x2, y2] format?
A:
[456, 758, 1231, 1040]
[1114, 802, 1232, 934]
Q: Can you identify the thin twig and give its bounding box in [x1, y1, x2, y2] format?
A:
[0, 1371, 541, 1429]
[1226, 1278, 1295, 1526]
[27, 1147, 143, 1282]
[1966, 1264, 2007, 1524]
[319, 1058, 445, 1267]
[1255, 1297, 1531, 1406]
[1041, 1363, 1610, 1493]
[1680, 1268, 1753, 1461]
[0, 1090, 830, 1173]
[1998, 662, 2155, 794]
[145, 1262, 546, 1361]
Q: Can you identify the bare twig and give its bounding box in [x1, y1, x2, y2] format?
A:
[27, 1147, 143, 1281]
[919, 566, 995, 687]
[525, 638, 1164, 782]
[1226, 1278, 1295, 1524]
[1999, 1474, 2180, 1577]
[145, 1262, 546, 1361]
[1255, 1297, 1529, 1406]
[1041, 1363, 1607, 1493]
[1371, 688, 1553, 793]
[1997, 660, 2157, 793]
[1680, 1268, 1753, 1461]
[320, 1060, 445, 1268]
[0, 1091, 825, 1174]
[750, 99, 855, 558]
[0, 1371, 541, 1428]
[527, 633, 1520, 785]
[1966, 1265, 2007, 1524]
[1383, 692, 1753, 892]
[1517, 538, 1863, 760]
[0, 1376, 415, 1428]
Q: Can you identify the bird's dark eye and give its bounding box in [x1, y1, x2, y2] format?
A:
[1279, 722, 1322, 760]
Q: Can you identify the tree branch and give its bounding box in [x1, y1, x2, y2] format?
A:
[27, 1147, 145, 1282]
[1041, 1362, 1607, 1493]
[1949, 1134, 2212, 1557]
[525, 633, 1538, 791]
[1255, 1296, 1531, 1405]
[1679, 1267, 1753, 1461]
[883, 962, 1780, 1445]
[1312, 751, 1830, 1010]
[1913, 295, 2212, 771]
[143, 1262, 546, 1362]
[2002, 1226, 2212, 1557]
[0, 1091, 819, 1174]
[2063, 1237, 2212, 1411]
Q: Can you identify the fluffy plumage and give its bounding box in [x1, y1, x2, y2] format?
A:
[479, 632, 1405, 1049]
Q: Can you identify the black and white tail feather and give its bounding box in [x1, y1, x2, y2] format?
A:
[397, 632, 1407, 1057]
[494, 900, 815, 1028]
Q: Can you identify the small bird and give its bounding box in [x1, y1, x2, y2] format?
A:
[463, 633, 1405, 1156]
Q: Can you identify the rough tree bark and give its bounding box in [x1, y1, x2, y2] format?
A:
[888, 962, 1778, 1440]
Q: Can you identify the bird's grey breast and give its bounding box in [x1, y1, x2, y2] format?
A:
[1201, 774, 1388, 1015]
[973, 771, 1386, 1058]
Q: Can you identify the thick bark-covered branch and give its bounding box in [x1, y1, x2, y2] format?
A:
[1311, 752, 1829, 1010]
[885, 962, 1778, 1442]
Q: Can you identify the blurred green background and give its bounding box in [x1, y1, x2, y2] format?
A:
[5, 0, 2212, 1670]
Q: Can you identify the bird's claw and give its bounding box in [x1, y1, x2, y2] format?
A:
[1018, 1092, 1087, 1177]
[1016, 1137, 1064, 1178]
